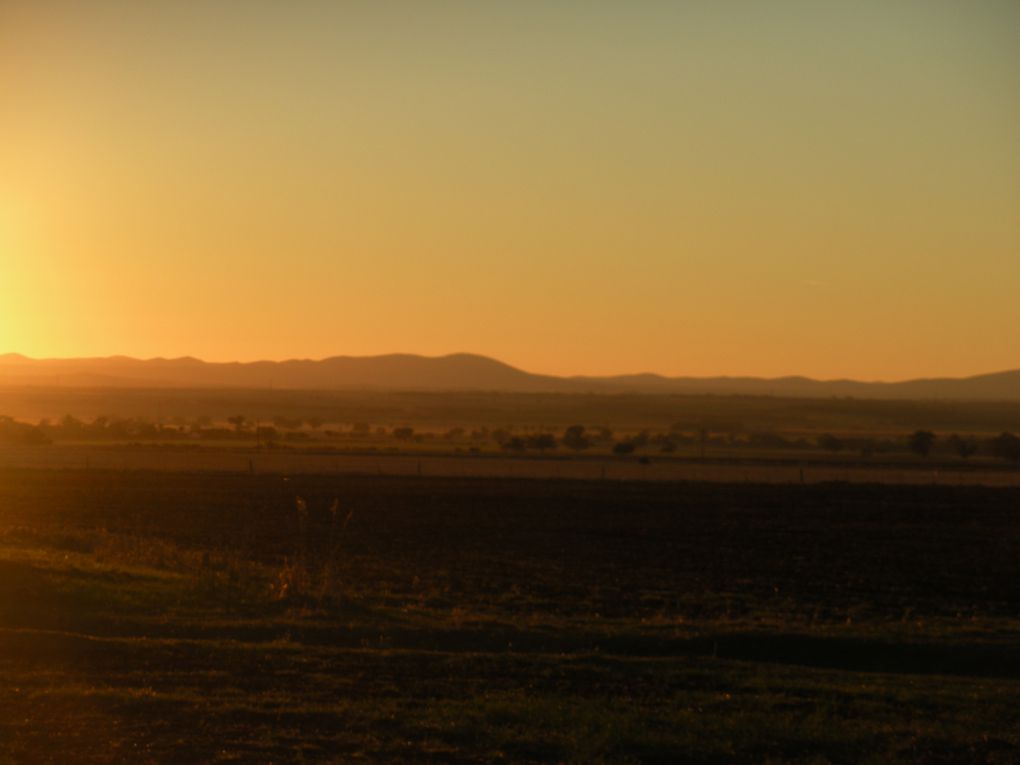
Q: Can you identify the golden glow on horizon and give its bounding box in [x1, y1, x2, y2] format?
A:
[1, 1, 1018, 380]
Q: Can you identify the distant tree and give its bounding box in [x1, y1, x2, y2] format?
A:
[947, 433, 978, 459]
[393, 427, 415, 441]
[60, 414, 83, 432]
[256, 425, 278, 446]
[227, 415, 248, 434]
[306, 416, 325, 430]
[818, 434, 844, 453]
[490, 428, 511, 445]
[526, 433, 557, 453]
[351, 422, 372, 436]
[561, 425, 591, 451]
[908, 430, 937, 458]
[501, 436, 526, 451]
[613, 441, 636, 456]
[989, 432, 1020, 462]
[596, 427, 614, 443]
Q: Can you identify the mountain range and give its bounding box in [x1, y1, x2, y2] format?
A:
[0, 353, 1018, 401]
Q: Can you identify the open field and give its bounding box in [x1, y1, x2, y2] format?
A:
[1, 444, 1019, 487]
[0, 468, 1017, 763]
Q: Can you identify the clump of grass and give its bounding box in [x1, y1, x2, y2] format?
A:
[89, 530, 271, 604]
[0, 525, 100, 554]
[272, 496, 352, 608]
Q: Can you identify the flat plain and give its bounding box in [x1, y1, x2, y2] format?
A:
[0, 467, 1017, 763]
[2, 445, 1020, 489]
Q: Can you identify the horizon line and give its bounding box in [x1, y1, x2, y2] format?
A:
[1, 351, 1016, 386]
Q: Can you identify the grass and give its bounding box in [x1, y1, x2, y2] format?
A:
[0, 469, 1017, 762]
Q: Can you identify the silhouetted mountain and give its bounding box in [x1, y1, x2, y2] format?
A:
[0, 353, 1017, 400]
[575, 370, 1020, 400]
[0, 353, 568, 392]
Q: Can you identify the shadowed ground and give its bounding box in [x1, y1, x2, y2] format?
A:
[0, 470, 1017, 763]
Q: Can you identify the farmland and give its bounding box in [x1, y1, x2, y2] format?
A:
[0, 467, 1017, 763]
[1, 444, 1020, 488]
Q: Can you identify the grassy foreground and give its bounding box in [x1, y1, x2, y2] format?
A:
[0, 469, 1017, 763]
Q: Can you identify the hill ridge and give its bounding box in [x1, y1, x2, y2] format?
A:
[0, 353, 1017, 400]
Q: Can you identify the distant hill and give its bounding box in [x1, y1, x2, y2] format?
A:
[575, 369, 1020, 401]
[0, 353, 1017, 401]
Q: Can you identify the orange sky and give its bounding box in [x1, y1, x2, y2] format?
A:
[1, 1, 1018, 380]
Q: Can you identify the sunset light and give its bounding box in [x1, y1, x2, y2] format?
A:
[1, 2, 1017, 378]
[0, 3, 1018, 763]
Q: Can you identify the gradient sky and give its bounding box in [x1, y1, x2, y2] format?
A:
[1, 1, 1017, 379]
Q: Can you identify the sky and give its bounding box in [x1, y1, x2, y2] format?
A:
[1, 0, 1018, 380]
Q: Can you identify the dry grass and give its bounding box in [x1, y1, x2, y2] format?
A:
[0, 470, 1017, 762]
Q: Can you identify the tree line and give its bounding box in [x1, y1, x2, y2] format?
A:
[0, 415, 1019, 463]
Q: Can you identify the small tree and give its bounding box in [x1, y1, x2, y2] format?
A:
[227, 415, 248, 434]
[256, 425, 279, 447]
[947, 434, 978, 459]
[908, 430, 936, 458]
[561, 425, 591, 451]
[501, 436, 526, 452]
[60, 414, 84, 433]
[393, 427, 415, 441]
[989, 432, 1020, 462]
[491, 428, 511, 445]
[613, 441, 636, 456]
[527, 433, 557, 453]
